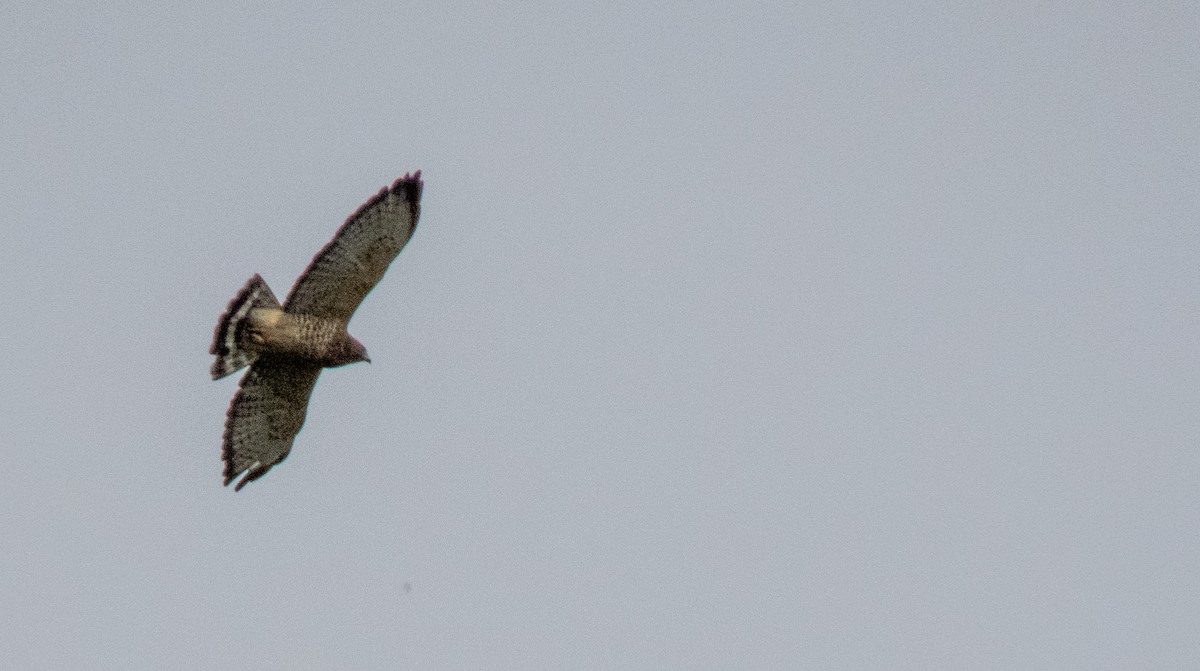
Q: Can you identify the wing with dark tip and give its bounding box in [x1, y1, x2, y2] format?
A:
[222, 356, 322, 491]
[283, 172, 423, 322]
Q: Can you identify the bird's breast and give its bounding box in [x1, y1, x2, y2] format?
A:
[251, 312, 349, 365]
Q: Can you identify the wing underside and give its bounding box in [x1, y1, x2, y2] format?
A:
[222, 356, 322, 491]
[283, 172, 423, 322]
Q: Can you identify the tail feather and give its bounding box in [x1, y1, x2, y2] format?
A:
[210, 274, 281, 379]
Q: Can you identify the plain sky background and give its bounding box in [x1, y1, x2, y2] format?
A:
[2, 2, 1197, 669]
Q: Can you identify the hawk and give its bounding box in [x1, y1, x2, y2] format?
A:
[210, 172, 423, 490]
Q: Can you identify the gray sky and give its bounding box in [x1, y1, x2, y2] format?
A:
[2, 2, 1197, 668]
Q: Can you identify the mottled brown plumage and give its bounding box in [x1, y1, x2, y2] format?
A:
[210, 172, 422, 490]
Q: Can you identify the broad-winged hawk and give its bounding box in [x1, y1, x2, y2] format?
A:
[210, 173, 423, 490]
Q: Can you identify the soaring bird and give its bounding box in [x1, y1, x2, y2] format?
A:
[210, 173, 423, 490]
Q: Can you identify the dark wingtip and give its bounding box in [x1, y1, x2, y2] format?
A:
[392, 170, 423, 204]
[223, 467, 250, 491]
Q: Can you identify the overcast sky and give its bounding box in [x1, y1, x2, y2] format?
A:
[2, 2, 1197, 669]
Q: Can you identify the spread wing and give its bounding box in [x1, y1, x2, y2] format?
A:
[283, 172, 423, 321]
[222, 356, 322, 491]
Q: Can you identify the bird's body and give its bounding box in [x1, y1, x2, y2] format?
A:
[252, 312, 364, 366]
[210, 172, 423, 490]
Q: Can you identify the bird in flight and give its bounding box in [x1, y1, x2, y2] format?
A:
[210, 173, 423, 490]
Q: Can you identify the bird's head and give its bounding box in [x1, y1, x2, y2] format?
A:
[329, 334, 370, 367]
[349, 336, 371, 364]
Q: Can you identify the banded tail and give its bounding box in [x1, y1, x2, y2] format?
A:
[210, 274, 281, 380]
